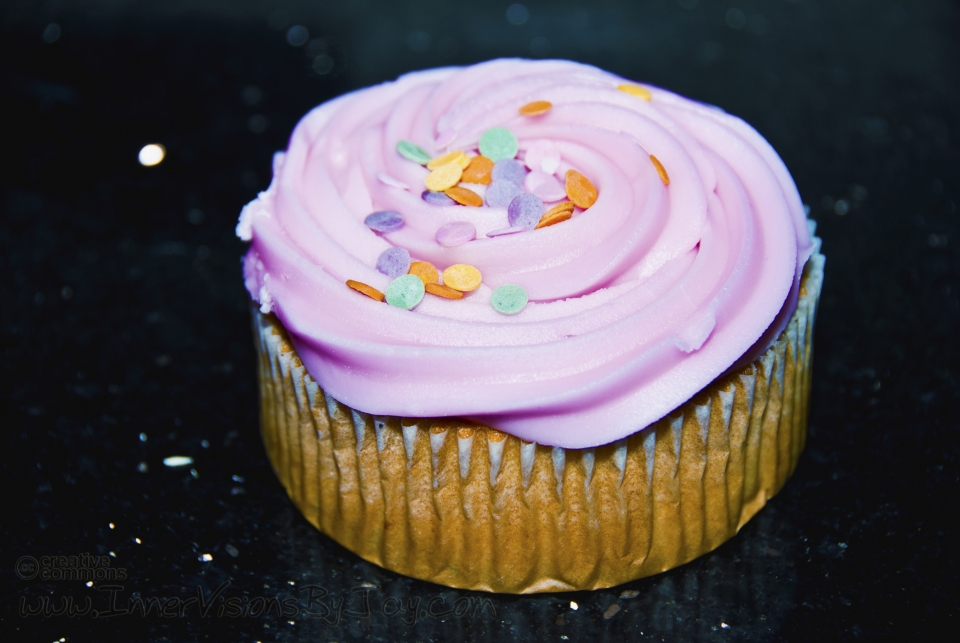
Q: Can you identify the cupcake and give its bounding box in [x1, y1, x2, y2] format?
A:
[237, 59, 824, 593]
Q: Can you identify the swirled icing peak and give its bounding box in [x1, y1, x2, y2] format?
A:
[238, 59, 813, 449]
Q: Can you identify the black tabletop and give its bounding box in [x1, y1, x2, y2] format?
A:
[4, 1, 958, 640]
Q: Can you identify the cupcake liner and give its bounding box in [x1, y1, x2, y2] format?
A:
[252, 235, 824, 594]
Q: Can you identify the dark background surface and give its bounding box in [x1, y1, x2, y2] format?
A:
[3, 0, 958, 640]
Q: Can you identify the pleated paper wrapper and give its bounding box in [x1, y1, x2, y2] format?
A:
[251, 236, 824, 594]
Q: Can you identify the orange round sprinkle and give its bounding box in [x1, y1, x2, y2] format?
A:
[564, 169, 598, 209]
[444, 186, 483, 207]
[617, 83, 652, 101]
[546, 200, 575, 215]
[345, 279, 385, 302]
[425, 161, 463, 191]
[536, 200, 575, 228]
[518, 100, 552, 116]
[427, 150, 468, 170]
[649, 154, 670, 185]
[425, 282, 465, 300]
[461, 155, 494, 184]
[408, 261, 439, 285]
[535, 206, 574, 229]
[442, 264, 482, 292]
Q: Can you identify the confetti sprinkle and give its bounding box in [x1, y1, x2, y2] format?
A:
[376, 172, 408, 190]
[518, 100, 552, 116]
[491, 284, 528, 314]
[461, 155, 494, 184]
[485, 180, 523, 207]
[444, 186, 483, 206]
[396, 140, 431, 165]
[523, 140, 561, 174]
[618, 83, 652, 101]
[491, 158, 528, 185]
[425, 162, 463, 191]
[442, 264, 482, 292]
[422, 190, 456, 206]
[536, 201, 575, 228]
[478, 127, 519, 162]
[525, 170, 566, 202]
[376, 247, 411, 278]
[603, 604, 621, 619]
[427, 150, 469, 170]
[408, 261, 440, 284]
[364, 210, 404, 232]
[650, 154, 670, 185]
[564, 169, 598, 209]
[507, 193, 545, 230]
[346, 279, 385, 302]
[385, 274, 425, 309]
[435, 221, 477, 247]
[425, 283, 464, 299]
[486, 225, 527, 238]
[163, 456, 193, 467]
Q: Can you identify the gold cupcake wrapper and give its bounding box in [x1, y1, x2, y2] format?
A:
[253, 235, 824, 594]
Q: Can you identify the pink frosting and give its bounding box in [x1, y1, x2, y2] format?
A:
[238, 59, 813, 449]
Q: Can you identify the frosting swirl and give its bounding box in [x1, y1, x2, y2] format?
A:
[238, 59, 813, 449]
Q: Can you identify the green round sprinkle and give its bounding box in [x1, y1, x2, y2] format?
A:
[397, 140, 431, 165]
[385, 274, 425, 310]
[478, 127, 519, 162]
[491, 284, 528, 315]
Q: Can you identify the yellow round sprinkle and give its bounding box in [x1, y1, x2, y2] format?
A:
[442, 264, 482, 292]
[650, 154, 670, 185]
[425, 161, 463, 191]
[519, 100, 552, 116]
[425, 282, 465, 299]
[408, 261, 439, 285]
[427, 150, 468, 170]
[345, 279, 385, 302]
[617, 83, 652, 101]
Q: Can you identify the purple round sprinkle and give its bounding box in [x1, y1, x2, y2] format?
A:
[435, 221, 477, 248]
[484, 180, 524, 208]
[421, 190, 456, 206]
[364, 210, 404, 232]
[486, 225, 528, 238]
[376, 247, 411, 278]
[491, 158, 528, 185]
[507, 193, 545, 230]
